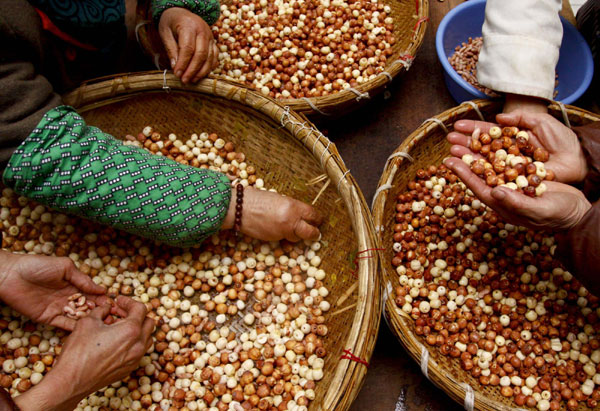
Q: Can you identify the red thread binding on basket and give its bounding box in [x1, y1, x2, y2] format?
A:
[415, 0, 419, 16]
[399, 54, 415, 67]
[413, 17, 429, 33]
[350, 248, 385, 278]
[341, 349, 370, 368]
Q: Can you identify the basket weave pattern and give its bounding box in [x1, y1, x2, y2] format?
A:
[62, 74, 381, 411]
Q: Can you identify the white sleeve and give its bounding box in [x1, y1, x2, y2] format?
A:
[476, 0, 562, 100]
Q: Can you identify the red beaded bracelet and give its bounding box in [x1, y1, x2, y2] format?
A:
[234, 184, 244, 235]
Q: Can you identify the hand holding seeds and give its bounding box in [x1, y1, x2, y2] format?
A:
[444, 157, 592, 231]
[222, 186, 324, 242]
[0, 251, 106, 331]
[449, 110, 588, 184]
[444, 110, 593, 229]
[159, 7, 219, 83]
[13, 297, 154, 411]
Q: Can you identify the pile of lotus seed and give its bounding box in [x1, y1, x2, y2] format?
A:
[212, 0, 396, 99]
[0, 128, 332, 411]
[392, 164, 600, 411]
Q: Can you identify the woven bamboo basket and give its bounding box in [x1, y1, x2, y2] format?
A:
[59, 73, 380, 410]
[372, 100, 600, 411]
[134, 0, 428, 118]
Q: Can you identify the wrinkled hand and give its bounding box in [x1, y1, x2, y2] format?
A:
[159, 7, 219, 84]
[223, 186, 324, 242]
[445, 157, 591, 231]
[14, 297, 154, 411]
[447, 110, 588, 184]
[0, 252, 106, 331]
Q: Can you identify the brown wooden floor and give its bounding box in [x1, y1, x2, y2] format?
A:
[317, 0, 598, 410]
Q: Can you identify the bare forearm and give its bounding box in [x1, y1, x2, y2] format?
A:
[503, 94, 548, 114]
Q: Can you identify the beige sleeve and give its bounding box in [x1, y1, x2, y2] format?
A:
[476, 0, 562, 100]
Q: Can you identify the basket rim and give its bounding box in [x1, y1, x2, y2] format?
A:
[63, 73, 382, 411]
[133, 0, 429, 118]
[372, 99, 600, 411]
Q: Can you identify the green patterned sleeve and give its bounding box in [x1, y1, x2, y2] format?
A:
[2, 106, 232, 248]
[151, 0, 220, 25]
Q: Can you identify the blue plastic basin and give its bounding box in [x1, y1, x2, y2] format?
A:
[435, 0, 594, 104]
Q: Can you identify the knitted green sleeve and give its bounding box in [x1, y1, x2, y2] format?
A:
[151, 0, 220, 25]
[3, 106, 231, 248]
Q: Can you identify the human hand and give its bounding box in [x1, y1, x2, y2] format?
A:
[223, 186, 324, 242]
[444, 157, 591, 231]
[13, 297, 154, 411]
[0, 252, 106, 331]
[447, 109, 588, 184]
[159, 7, 219, 84]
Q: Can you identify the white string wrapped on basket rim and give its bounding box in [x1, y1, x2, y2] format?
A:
[555, 101, 572, 128]
[459, 382, 475, 411]
[292, 120, 310, 136]
[380, 281, 396, 335]
[371, 151, 415, 210]
[460, 101, 485, 121]
[320, 140, 333, 168]
[280, 107, 319, 142]
[280, 108, 311, 136]
[392, 55, 415, 72]
[378, 71, 393, 83]
[382, 281, 393, 306]
[389, 59, 408, 72]
[312, 133, 326, 157]
[384, 151, 415, 172]
[162, 69, 170, 92]
[281, 107, 312, 138]
[301, 97, 330, 116]
[347, 87, 370, 101]
[279, 106, 291, 126]
[337, 169, 351, 192]
[421, 117, 449, 134]
[279, 106, 351, 193]
[371, 164, 395, 211]
[300, 127, 316, 144]
[419, 344, 431, 380]
[377, 53, 414, 85]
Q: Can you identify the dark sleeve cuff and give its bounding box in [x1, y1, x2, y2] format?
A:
[573, 121, 600, 202]
[556, 202, 600, 296]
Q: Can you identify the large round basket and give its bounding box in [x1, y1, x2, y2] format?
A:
[134, 0, 428, 118]
[372, 100, 600, 411]
[65, 74, 379, 410]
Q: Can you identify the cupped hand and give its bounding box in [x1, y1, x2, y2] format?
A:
[159, 7, 219, 84]
[0, 252, 106, 331]
[445, 157, 591, 231]
[447, 110, 588, 184]
[14, 296, 154, 411]
[223, 186, 324, 242]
